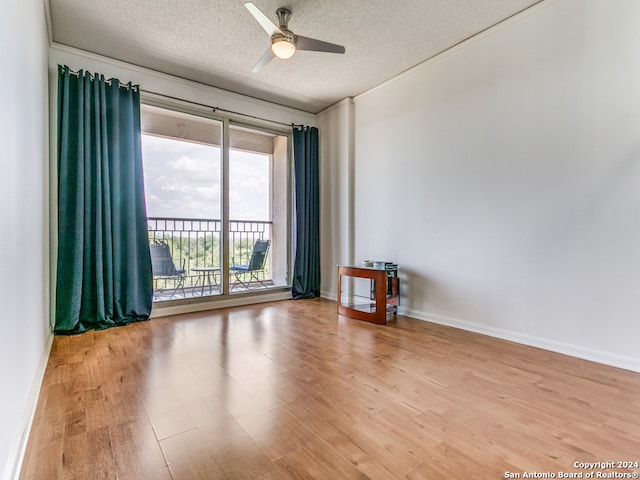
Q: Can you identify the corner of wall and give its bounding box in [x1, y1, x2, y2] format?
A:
[2, 332, 54, 480]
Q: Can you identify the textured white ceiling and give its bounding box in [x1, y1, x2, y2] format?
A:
[48, 0, 542, 113]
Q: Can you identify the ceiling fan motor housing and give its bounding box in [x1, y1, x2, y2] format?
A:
[275, 7, 291, 29]
[271, 7, 296, 58]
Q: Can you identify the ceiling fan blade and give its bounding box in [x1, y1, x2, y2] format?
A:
[244, 2, 283, 36]
[296, 35, 345, 54]
[252, 48, 275, 73]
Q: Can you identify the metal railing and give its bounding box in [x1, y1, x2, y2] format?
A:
[148, 217, 272, 298]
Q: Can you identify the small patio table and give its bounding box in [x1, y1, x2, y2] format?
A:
[192, 267, 220, 296]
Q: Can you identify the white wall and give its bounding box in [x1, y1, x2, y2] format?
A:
[318, 99, 354, 298]
[0, 0, 51, 479]
[336, 0, 640, 371]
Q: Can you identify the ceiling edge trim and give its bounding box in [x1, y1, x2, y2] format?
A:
[353, 0, 555, 105]
[317, 97, 354, 117]
[42, 0, 53, 44]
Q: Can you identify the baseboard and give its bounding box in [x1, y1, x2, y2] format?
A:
[320, 290, 337, 302]
[321, 290, 640, 372]
[3, 332, 54, 480]
[404, 308, 640, 373]
[150, 290, 293, 318]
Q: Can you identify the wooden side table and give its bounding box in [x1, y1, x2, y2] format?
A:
[337, 265, 399, 325]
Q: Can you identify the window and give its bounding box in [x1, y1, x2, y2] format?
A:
[141, 104, 290, 302]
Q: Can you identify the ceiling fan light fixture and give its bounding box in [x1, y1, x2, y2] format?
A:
[244, 3, 345, 72]
[271, 38, 296, 59]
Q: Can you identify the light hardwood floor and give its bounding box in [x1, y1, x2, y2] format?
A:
[20, 298, 640, 479]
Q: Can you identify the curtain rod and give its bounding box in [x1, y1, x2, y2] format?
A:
[141, 89, 303, 129]
[59, 66, 305, 129]
[59, 65, 139, 91]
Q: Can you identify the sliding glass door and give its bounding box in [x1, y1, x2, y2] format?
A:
[141, 104, 290, 302]
[228, 125, 289, 293]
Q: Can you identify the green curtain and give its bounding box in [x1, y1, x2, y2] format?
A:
[292, 126, 320, 299]
[55, 65, 152, 334]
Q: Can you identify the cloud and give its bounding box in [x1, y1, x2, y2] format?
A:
[142, 134, 269, 221]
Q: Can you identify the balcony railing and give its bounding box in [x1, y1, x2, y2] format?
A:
[148, 217, 272, 299]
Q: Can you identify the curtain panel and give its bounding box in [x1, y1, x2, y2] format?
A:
[55, 65, 152, 334]
[292, 125, 320, 299]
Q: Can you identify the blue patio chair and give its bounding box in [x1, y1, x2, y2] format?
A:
[149, 240, 186, 299]
[230, 239, 271, 290]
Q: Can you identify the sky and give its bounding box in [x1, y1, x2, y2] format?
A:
[141, 134, 270, 221]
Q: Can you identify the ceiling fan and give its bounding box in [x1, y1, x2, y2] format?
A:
[244, 2, 346, 72]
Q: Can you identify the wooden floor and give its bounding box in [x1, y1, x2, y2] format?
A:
[20, 298, 640, 479]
